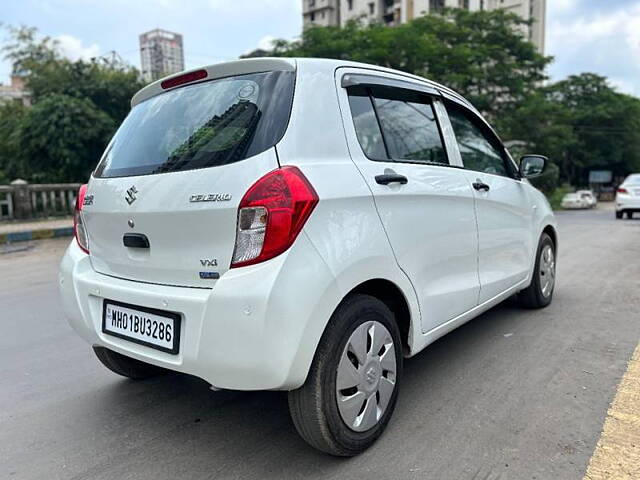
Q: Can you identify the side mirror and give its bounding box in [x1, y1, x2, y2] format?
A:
[519, 155, 547, 179]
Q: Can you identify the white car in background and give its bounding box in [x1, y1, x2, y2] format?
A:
[616, 174, 640, 219]
[561, 192, 590, 209]
[576, 190, 597, 208]
[59, 58, 558, 456]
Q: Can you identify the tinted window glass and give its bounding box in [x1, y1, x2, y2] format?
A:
[94, 71, 294, 178]
[447, 104, 509, 177]
[373, 91, 448, 165]
[347, 87, 387, 160]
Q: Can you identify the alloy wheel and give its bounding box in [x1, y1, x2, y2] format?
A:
[539, 244, 556, 298]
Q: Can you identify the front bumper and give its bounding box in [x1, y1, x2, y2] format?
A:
[58, 234, 340, 391]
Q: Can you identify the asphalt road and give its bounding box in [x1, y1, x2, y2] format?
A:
[1, 205, 639, 480]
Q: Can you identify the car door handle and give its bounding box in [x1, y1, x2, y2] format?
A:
[375, 173, 408, 185]
[472, 180, 490, 192]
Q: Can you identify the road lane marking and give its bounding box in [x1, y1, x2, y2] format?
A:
[583, 343, 640, 479]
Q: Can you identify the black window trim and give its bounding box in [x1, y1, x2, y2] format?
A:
[345, 76, 462, 170]
[442, 97, 520, 180]
[342, 73, 440, 97]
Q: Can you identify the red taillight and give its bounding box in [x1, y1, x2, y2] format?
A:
[161, 69, 208, 89]
[617, 187, 629, 194]
[231, 166, 319, 268]
[74, 184, 90, 254]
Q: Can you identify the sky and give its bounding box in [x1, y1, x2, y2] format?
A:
[1, 0, 639, 96]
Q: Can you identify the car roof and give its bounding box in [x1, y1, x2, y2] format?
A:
[131, 57, 474, 112]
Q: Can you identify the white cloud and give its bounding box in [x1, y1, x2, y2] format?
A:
[547, 3, 640, 96]
[54, 34, 101, 61]
[553, 0, 578, 13]
[256, 35, 277, 51]
[208, 0, 300, 15]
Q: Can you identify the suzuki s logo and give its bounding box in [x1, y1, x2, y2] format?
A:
[125, 186, 138, 205]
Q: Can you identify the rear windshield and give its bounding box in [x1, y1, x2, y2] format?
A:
[625, 174, 640, 185]
[94, 71, 294, 178]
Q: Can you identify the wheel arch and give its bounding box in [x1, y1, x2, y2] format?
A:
[346, 278, 413, 356]
[542, 224, 558, 253]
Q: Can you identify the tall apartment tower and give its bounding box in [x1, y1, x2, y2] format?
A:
[302, 0, 546, 53]
[139, 29, 185, 82]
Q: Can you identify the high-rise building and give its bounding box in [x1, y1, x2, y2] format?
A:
[139, 29, 185, 82]
[302, 0, 546, 53]
[303, 0, 341, 26]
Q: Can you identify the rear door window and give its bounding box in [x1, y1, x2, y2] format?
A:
[94, 71, 294, 178]
[346, 85, 448, 165]
[372, 89, 448, 165]
[347, 87, 387, 160]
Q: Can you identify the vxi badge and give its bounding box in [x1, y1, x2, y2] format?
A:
[189, 193, 232, 203]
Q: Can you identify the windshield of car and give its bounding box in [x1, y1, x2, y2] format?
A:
[94, 71, 294, 178]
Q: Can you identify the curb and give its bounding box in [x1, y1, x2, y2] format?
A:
[0, 226, 74, 244]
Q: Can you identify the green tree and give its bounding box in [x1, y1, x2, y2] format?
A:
[3, 26, 144, 123]
[269, 9, 551, 122]
[546, 74, 640, 185]
[504, 74, 640, 186]
[15, 94, 114, 182]
[0, 25, 145, 183]
[0, 101, 27, 182]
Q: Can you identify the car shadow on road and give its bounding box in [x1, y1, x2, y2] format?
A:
[83, 298, 538, 479]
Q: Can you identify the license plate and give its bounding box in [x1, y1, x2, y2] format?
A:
[102, 300, 181, 354]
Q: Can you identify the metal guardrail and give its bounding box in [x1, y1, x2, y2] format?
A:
[0, 181, 81, 220]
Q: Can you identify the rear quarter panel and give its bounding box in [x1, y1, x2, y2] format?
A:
[275, 60, 422, 356]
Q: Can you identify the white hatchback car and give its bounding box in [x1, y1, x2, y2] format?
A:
[615, 174, 640, 219]
[59, 58, 558, 456]
[577, 190, 597, 208]
[561, 192, 590, 209]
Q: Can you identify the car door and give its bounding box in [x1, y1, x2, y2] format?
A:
[336, 70, 480, 333]
[443, 99, 533, 304]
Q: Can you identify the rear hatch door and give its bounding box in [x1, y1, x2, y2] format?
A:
[83, 68, 294, 287]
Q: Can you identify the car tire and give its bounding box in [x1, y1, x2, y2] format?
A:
[616, 211, 623, 219]
[93, 346, 167, 379]
[288, 294, 403, 456]
[627, 211, 634, 219]
[518, 233, 556, 309]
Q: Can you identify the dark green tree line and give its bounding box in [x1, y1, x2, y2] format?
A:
[0, 26, 144, 183]
[263, 9, 640, 189]
[2, 12, 640, 189]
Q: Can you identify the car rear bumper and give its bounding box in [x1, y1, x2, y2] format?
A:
[616, 196, 640, 211]
[59, 234, 339, 391]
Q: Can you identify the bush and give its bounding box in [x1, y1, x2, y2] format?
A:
[547, 184, 573, 210]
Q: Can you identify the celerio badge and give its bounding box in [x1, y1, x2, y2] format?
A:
[189, 193, 232, 203]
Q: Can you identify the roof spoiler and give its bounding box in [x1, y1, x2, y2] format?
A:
[131, 58, 296, 107]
